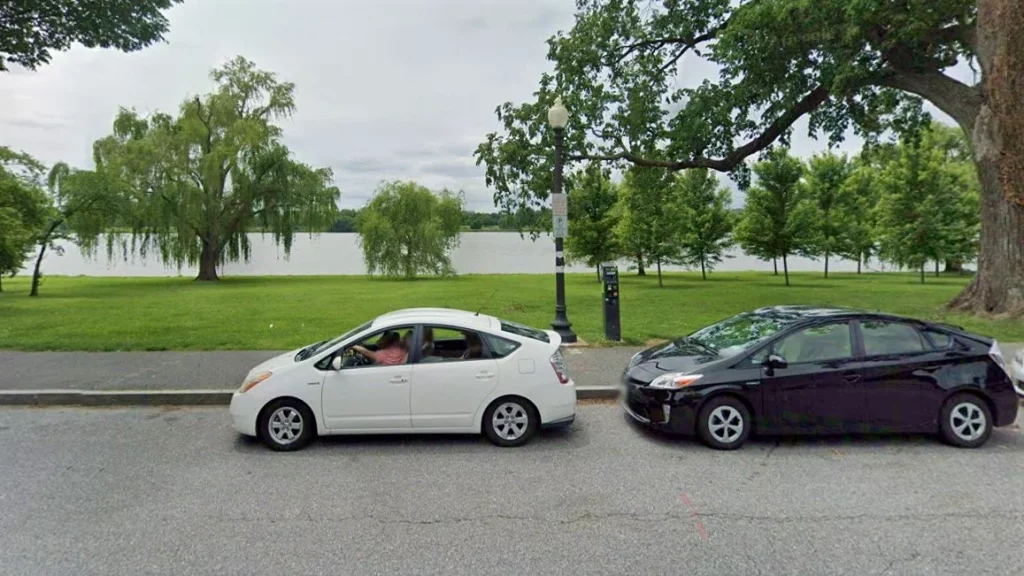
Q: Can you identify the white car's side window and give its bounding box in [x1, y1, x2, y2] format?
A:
[419, 326, 489, 363]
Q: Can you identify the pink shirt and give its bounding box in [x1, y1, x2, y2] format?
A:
[376, 347, 406, 365]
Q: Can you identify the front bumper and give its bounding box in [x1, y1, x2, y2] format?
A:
[621, 380, 702, 435]
[229, 391, 259, 437]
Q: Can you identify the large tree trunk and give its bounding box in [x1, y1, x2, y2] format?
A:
[196, 240, 220, 281]
[30, 221, 61, 297]
[949, 0, 1024, 316]
[773, 257, 778, 275]
[636, 252, 646, 276]
[30, 243, 47, 297]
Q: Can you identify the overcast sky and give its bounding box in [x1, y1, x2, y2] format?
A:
[1, 0, 962, 211]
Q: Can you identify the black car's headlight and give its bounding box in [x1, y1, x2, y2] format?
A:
[648, 373, 703, 390]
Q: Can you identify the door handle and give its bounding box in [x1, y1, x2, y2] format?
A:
[843, 372, 862, 383]
[475, 371, 495, 380]
[389, 376, 409, 384]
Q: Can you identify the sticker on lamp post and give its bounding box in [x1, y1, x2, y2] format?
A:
[552, 193, 568, 238]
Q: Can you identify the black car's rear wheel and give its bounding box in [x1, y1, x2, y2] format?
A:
[696, 396, 751, 450]
[939, 394, 992, 448]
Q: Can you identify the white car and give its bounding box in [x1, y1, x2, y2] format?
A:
[229, 308, 577, 451]
[1012, 346, 1024, 396]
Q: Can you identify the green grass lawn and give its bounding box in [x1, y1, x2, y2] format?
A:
[0, 272, 1020, 351]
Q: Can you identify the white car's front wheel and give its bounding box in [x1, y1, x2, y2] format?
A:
[258, 399, 316, 451]
[483, 397, 538, 447]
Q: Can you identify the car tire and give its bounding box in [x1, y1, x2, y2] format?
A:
[696, 396, 751, 450]
[257, 399, 316, 452]
[939, 394, 992, 448]
[483, 397, 538, 447]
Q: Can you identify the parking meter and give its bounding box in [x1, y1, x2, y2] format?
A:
[602, 263, 621, 341]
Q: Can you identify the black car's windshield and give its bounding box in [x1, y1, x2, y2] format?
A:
[687, 310, 803, 358]
[295, 320, 373, 361]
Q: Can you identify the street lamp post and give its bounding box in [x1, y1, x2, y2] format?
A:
[548, 97, 577, 344]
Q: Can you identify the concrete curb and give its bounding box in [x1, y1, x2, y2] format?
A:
[0, 389, 235, 407]
[0, 386, 623, 407]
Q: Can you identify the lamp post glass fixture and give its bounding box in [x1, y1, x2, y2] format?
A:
[548, 97, 577, 343]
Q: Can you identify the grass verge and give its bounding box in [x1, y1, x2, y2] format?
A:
[1, 272, 1020, 351]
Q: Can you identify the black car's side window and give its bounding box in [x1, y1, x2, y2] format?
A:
[860, 321, 930, 356]
[773, 322, 853, 364]
[921, 328, 953, 349]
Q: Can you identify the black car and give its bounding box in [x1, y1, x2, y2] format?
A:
[622, 306, 1021, 449]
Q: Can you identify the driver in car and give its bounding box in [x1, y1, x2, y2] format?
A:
[352, 331, 408, 365]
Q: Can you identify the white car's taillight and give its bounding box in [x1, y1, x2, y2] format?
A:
[550, 351, 571, 385]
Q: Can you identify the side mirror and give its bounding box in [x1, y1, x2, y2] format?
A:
[766, 354, 788, 369]
[331, 355, 343, 371]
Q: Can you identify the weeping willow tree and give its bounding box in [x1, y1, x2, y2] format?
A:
[92, 56, 340, 280]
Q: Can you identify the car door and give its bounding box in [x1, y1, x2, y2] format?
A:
[411, 325, 500, 429]
[320, 326, 414, 431]
[852, 320, 949, 432]
[761, 321, 863, 433]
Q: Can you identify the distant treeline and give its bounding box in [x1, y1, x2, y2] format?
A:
[330, 207, 552, 233]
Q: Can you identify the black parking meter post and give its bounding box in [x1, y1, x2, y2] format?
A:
[602, 263, 621, 341]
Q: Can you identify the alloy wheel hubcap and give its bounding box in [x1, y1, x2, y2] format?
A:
[950, 402, 986, 441]
[492, 402, 529, 441]
[708, 406, 743, 443]
[269, 407, 303, 445]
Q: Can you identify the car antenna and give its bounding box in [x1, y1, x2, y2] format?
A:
[475, 290, 498, 316]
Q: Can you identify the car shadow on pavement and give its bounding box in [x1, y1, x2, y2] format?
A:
[231, 425, 577, 454]
[621, 411, 1023, 452]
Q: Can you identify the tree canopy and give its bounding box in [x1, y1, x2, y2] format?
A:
[565, 163, 619, 277]
[734, 148, 817, 286]
[476, 0, 1024, 316]
[92, 56, 340, 280]
[804, 152, 853, 278]
[357, 181, 464, 279]
[874, 124, 979, 281]
[0, 147, 49, 291]
[0, 0, 182, 72]
[615, 165, 684, 286]
[673, 168, 733, 280]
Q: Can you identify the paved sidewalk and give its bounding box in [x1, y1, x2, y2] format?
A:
[1, 343, 1018, 403]
[0, 346, 644, 392]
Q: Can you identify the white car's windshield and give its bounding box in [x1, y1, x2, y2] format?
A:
[295, 320, 373, 361]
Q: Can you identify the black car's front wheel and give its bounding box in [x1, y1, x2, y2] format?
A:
[696, 396, 751, 450]
[939, 394, 992, 448]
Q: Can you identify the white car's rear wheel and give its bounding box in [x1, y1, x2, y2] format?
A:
[483, 397, 538, 447]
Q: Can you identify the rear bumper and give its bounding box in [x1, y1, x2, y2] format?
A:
[622, 382, 702, 435]
[541, 414, 576, 429]
[536, 380, 577, 425]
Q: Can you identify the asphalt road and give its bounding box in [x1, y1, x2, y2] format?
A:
[1, 405, 1022, 575]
